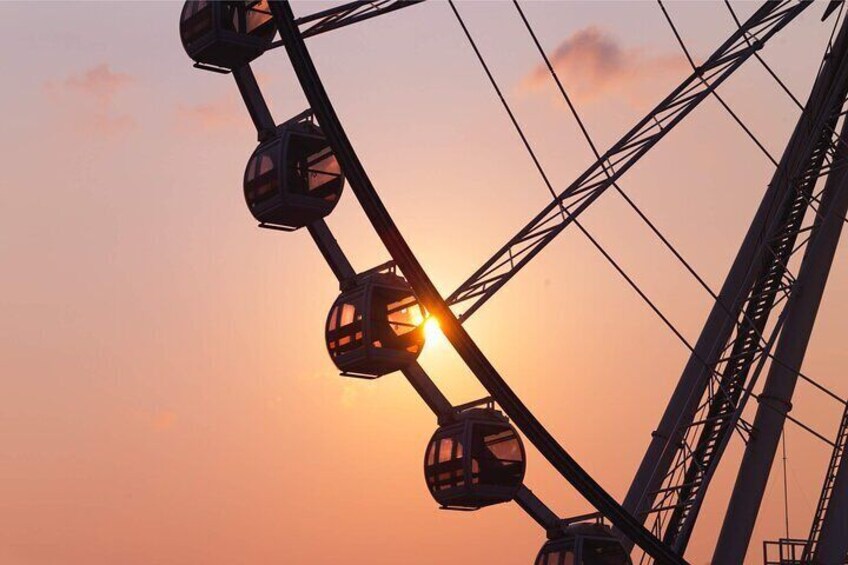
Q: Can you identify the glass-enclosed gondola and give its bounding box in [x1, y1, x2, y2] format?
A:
[180, 1, 276, 70]
[244, 113, 345, 230]
[535, 521, 632, 565]
[424, 407, 526, 509]
[325, 269, 425, 378]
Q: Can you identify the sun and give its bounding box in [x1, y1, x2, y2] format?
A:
[411, 309, 446, 349]
[423, 316, 446, 346]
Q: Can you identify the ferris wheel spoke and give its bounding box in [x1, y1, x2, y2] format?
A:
[294, 0, 426, 40]
[446, 0, 811, 322]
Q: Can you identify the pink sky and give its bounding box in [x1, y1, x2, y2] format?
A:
[2, 2, 848, 564]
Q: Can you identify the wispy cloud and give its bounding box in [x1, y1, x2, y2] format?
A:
[44, 64, 136, 136]
[63, 64, 133, 105]
[131, 407, 178, 432]
[150, 409, 177, 432]
[521, 27, 687, 105]
[175, 94, 243, 134]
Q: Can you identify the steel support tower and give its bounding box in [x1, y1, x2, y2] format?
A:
[625, 11, 848, 559]
[713, 15, 848, 560]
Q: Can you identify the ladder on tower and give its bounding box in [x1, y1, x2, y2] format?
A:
[648, 106, 843, 553]
[803, 401, 848, 562]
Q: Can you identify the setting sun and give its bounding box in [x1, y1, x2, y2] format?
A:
[423, 316, 445, 347]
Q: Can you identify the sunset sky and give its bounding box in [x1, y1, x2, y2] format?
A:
[3, 2, 848, 564]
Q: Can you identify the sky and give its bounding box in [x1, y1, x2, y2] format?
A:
[2, 1, 848, 564]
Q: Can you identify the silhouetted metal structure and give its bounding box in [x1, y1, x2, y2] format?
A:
[443, 0, 810, 323]
[180, 1, 848, 563]
[621, 14, 848, 561]
[763, 539, 810, 565]
[711, 20, 848, 562]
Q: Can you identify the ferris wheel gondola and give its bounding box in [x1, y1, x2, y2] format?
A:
[180, 1, 276, 71]
[535, 520, 632, 565]
[243, 112, 344, 230]
[424, 407, 526, 510]
[325, 268, 425, 378]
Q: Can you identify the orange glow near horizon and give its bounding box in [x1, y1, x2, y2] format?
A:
[4, 3, 848, 564]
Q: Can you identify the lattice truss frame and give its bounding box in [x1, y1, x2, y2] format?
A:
[446, 1, 810, 322]
[642, 42, 848, 558]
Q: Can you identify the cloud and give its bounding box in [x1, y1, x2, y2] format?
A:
[44, 64, 136, 136]
[150, 409, 177, 432]
[521, 27, 687, 105]
[175, 94, 243, 134]
[130, 407, 178, 433]
[63, 64, 133, 105]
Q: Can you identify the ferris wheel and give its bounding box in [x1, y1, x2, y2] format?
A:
[179, 1, 848, 563]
